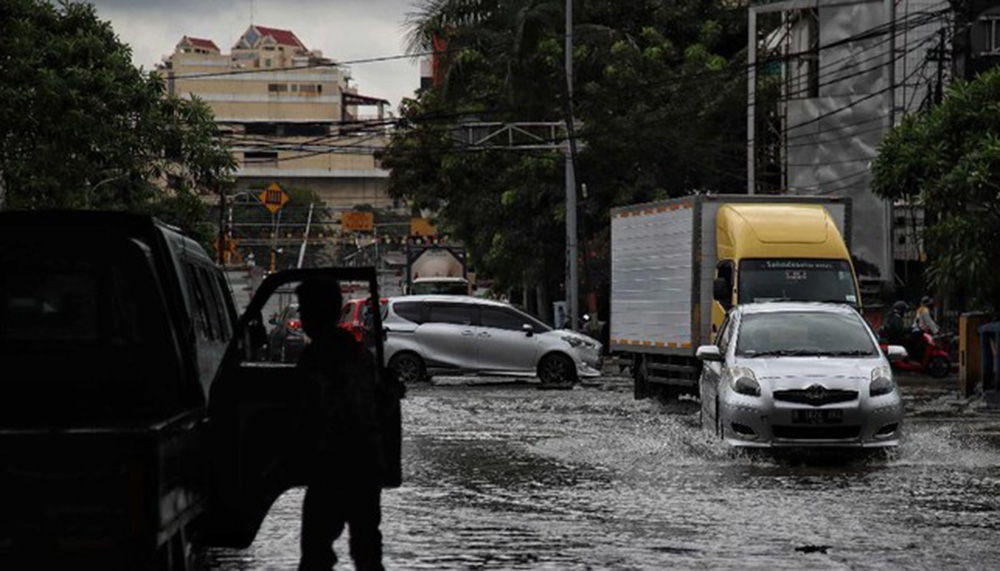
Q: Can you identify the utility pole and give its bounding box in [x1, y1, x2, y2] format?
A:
[296, 202, 314, 269]
[565, 0, 579, 331]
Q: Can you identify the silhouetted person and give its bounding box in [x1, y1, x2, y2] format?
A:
[295, 278, 385, 571]
[879, 301, 909, 346]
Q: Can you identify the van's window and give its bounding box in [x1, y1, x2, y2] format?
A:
[213, 273, 235, 340]
[738, 259, 858, 305]
[480, 306, 526, 331]
[393, 301, 423, 324]
[198, 266, 230, 342]
[340, 303, 354, 324]
[185, 263, 216, 341]
[427, 303, 475, 325]
[2, 270, 101, 341]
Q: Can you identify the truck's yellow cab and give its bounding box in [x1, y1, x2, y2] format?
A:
[711, 203, 862, 331]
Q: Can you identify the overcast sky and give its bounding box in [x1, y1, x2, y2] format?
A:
[88, 0, 422, 112]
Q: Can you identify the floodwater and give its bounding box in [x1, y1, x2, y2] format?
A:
[203, 378, 1000, 570]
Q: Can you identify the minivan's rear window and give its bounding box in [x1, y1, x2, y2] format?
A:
[393, 301, 424, 323]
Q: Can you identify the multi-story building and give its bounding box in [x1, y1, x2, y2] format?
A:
[954, 0, 1000, 80]
[159, 26, 394, 211]
[747, 0, 952, 295]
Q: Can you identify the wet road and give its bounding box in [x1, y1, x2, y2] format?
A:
[204, 375, 1000, 569]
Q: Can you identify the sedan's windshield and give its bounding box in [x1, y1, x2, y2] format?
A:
[736, 311, 877, 357]
[739, 259, 859, 306]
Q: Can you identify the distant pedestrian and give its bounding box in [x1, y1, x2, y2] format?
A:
[295, 277, 386, 571]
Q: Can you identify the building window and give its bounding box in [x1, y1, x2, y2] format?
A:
[265, 58, 273, 68]
[299, 84, 317, 93]
[243, 151, 278, 167]
[245, 123, 279, 136]
[267, 83, 288, 93]
[317, 84, 323, 93]
[983, 18, 1000, 54]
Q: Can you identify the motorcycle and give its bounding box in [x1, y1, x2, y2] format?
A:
[879, 330, 952, 378]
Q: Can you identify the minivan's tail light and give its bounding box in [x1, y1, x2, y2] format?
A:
[287, 319, 302, 330]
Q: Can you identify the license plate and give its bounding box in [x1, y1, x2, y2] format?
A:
[792, 409, 843, 424]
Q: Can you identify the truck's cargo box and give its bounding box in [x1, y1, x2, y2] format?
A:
[610, 195, 850, 356]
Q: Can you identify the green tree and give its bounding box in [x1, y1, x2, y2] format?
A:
[0, 0, 234, 229]
[385, 0, 748, 308]
[872, 67, 1000, 309]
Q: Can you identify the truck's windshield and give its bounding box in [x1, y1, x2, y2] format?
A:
[411, 281, 468, 295]
[738, 259, 858, 306]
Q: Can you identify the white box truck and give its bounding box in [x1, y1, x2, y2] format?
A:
[610, 194, 859, 399]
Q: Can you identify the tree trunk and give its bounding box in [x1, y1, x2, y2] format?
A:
[535, 283, 550, 324]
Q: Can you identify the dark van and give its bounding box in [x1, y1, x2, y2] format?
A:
[0, 211, 234, 569]
[0, 211, 400, 570]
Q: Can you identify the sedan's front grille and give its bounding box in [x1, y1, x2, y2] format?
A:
[773, 386, 858, 406]
[772, 425, 861, 440]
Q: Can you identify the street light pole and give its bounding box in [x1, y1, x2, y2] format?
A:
[565, 0, 579, 331]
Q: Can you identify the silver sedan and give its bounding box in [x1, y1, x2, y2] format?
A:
[696, 302, 905, 448]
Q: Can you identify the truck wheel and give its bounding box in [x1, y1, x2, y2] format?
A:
[633, 356, 650, 399]
[928, 356, 950, 378]
[655, 386, 680, 403]
[539, 353, 577, 386]
[390, 353, 427, 384]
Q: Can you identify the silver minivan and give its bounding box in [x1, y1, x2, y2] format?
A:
[384, 295, 602, 384]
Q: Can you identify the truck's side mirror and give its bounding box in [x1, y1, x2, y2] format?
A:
[714, 261, 734, 309]
[713, 278, 732, 308]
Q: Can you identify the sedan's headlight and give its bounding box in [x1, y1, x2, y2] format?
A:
[870, 366, 895, 397]
[730, 367, 761, 397]
[561, 335, 596, 349]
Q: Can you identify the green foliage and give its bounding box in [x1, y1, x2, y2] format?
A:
[871, 68, 1000, 308]
[0, 0, 235, 216]
[386, 0, 748, 299]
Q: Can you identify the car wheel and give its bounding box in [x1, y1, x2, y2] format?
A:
[928, 356, 950, 378]
[390, 353, 427, 384]
[538, 353, 577, 386]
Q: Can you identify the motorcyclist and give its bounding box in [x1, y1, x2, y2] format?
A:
[907, 295, 940, 362]
[879, 301, 910, 346]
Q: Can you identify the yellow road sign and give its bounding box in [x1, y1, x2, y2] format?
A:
[342, 210, 374, 231]
[259, 182, 289, 214]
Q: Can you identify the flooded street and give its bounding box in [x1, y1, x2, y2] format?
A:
[204, 376, 1000, 570]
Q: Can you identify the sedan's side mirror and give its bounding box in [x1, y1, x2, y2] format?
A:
[522, 323, 534, 337]
[885, 345, 907, 361]
[268, 314, 279, 325]
[696, 345, 723, 362]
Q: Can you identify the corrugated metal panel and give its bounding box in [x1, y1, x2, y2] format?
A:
[611, 204, 695, 350]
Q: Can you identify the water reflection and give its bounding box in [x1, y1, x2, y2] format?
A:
[204, 383, 1000, 570]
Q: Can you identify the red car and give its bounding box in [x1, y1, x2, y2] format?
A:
[339, 297, 388, 343]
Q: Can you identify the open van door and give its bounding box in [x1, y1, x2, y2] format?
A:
[201, 267, 401, 548]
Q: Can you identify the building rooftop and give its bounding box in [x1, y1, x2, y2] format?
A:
[184, 36, 219, 51]
[250, 25, 305, 49]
